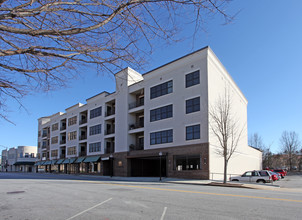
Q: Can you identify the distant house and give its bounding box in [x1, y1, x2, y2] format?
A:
[1, 146, 37, 172]
[37, 46, 262, 179]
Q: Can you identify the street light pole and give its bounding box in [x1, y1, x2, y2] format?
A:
[159, 152, 162, 181]
[110, 154, 113, 178]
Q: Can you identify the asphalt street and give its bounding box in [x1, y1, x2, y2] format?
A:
[0, 172, 301, 220]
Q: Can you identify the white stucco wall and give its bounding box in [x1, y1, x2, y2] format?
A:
[207, 48, 262, 179]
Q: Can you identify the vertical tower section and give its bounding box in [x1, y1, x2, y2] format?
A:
[114, 67, 144, 153]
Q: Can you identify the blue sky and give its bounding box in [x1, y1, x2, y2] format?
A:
[1, 0, 301, 153]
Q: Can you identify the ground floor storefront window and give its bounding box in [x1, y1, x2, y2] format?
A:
[174, 155, 201, 171]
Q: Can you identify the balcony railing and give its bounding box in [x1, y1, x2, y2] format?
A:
[129, 144, 144, 151]
[79, 135, 87, 140]
[105, 129, 115, 135]
[105, 147, 115, 154]
[60, 126, 66, 131]
[60, 140, 66, 145]
[79, 152, 86, 157]
[129, 122, 144, 130]
[60, 154, 66, 159]
[105, 109, 115, 117]
[79, 118, 87, 125]
[129, 98, 144, 109]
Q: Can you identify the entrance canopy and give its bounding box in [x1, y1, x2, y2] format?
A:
[83, 156, 101, 163]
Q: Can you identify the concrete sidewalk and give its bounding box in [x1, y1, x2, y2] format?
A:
[78, 174, 280, 190]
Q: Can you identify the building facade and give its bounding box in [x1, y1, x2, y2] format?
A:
[1, 146, 37, 172]
[37, 47, 262, 179]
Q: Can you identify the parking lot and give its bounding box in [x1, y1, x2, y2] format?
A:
[0, 172, 301, 220]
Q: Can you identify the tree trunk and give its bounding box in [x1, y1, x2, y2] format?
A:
[224, 159, 228, 184]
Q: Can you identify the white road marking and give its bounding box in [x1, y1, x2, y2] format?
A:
[65, 198, 112, 220]
[160, 207, 167, 220]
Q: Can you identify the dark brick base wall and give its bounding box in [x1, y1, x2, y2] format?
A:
[109, 143, 209, 180]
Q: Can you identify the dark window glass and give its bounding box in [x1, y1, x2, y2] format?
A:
[186, 97, 200, 114]
[150, 80, 173, 99]
[90, 106, 102, 119]
[175, 155, 201, 171]
[186, 70, 200, 88]
[89, 124, 102, 136]
[89, 142, 101, 152]
[150, 105, 173, 122]
[150, 129, 173, 145]
[186, 124, 200, 140]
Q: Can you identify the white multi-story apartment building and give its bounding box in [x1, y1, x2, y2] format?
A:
[37, 46, 262, 179]
[1, 146, 37, 172]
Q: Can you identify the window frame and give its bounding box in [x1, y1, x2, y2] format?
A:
[150, 104, 173, 122]
[150, 80, 173, 99]
[186, 97, 200, 114]
[89, 124, 102, 136]
[90, 106, 102, 119]
[186, 124, 200, 140]
[185, 70, 200, 88]
[150, 129, 173, 145]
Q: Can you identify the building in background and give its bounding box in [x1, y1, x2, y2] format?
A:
[37, 46, 262, 179]
[1, 146, 37, 172]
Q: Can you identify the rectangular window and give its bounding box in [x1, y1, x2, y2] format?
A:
[68, 116, 77, 126]
[150, 80, 173, 99]
[89, 142, 101, 152]
[52, 123, 59, 131]
[150, 105, 173, 122]
[150, 129, 173, 145]
[89, 124, 102, 136]
[51, 150, 58, 157]
[186, 97, 200, 114]
[68, 131, 77, 140]
[90, 106, 102, 119]
[185, 70, 200, 88]
[175, 155, 201, 171]
[186, 124, 200, 140]
[67, 146, 77, 155]
[51, 136, 58, 144]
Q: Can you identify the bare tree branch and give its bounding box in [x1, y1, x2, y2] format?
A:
[0, 0, 233, 122]
[209, 88, 245, 183]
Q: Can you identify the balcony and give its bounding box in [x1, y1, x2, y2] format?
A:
[79, 135, 87, 141]
[129, 144, 144, 151]
[60, 154, 66, 159]
[79, 118, 87, 125]
[60, 140, 66, 145]
[129, 122, 144, 130]
[79, 152, 86, 157]
[129, 97, 144, 109]
[60, 126, 66, 131]
[105, 128, 115, 135]
[105, 146, 115, 154]
[105, 109, 115, 117]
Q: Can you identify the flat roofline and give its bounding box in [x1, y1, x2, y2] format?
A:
[143, 46, 209, 76]
[86, 91, 110, 101]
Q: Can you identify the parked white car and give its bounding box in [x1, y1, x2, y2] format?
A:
[230, 170, 273, 183]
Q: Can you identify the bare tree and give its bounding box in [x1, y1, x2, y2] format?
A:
[249, 133, 264, 150]
[280, 131, 300, 171]
[209, 90, 245, 184]
[0, 0, 233, 121]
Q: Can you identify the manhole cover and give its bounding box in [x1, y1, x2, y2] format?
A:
[7, 191, 25, 194]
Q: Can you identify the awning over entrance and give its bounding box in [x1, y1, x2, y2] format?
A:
[51, 160, 57, 165]
[35, 161, 42, 166]
[62, 158, 77, 164]
[83, 156, 101, 163]
[56, 159, 65, 164]
[74, 157, 85, 163]
[43, 161, 52, 165]
[14, 161, 35, 166]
